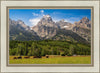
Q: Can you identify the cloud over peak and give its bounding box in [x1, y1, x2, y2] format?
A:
[29, 18, 41, 26]
[29, 10, 45, 26]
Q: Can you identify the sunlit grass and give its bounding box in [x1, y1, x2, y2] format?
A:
[9, 56, 91, 64]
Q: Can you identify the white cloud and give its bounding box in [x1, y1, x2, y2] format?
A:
[29, 10, 45, 26]
[32, 13, 39, 16]
[29, 18, 41, 26]
[32, 10, 44, 17]
[40, 10, 44, 13]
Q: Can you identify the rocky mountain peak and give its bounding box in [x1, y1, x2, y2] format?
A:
[31, 15, 58, 38]
[74, 17, 91, 29]
[9, 18, 18, 25]
[17, 20, 25, 25]
[72, 17, 91, 42]
[9, 18, 30, 31]
[55, 19, 74, 30]
[80, 17, 89, 23]
[36, 14, 56, 27]
[40, 15, 53, 23]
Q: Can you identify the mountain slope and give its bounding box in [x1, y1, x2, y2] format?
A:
[9, 19, 40, 41]
[51, 29, 88, 44]
[72, 17, 91, 42]
[55, 19, 74, 30]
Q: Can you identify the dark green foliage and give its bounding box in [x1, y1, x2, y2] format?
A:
[61, 54, 65, 56]
[9, 40, 91, 56]
[67, 54, 72, 56]
[52, 29, 89, 44]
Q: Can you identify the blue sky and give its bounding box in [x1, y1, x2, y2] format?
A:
[9, 9, 91, 26]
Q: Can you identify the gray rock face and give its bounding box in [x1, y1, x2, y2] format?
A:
[9, 19, 30, 31]
[74, 17, 91, 29]
[31, 15, 58, 39]
[55, 19, 74, 30]
[72, 17, 91, 42]
[17, 20, 30, 30]
[37, 15, 56, 27]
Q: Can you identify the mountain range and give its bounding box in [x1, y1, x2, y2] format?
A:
[9, 15, 91, 44]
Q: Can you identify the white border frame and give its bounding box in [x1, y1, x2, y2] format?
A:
[1, 0, 100, 73]
[6, 6, 94, 67]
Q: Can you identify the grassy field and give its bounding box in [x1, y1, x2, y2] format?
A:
[9, 55, 91, 64]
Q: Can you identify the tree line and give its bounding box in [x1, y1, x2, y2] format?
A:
[9, 40, 91, 57]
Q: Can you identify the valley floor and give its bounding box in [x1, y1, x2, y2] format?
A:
[9, 55, 91, 64]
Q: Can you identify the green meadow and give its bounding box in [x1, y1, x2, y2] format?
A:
[9, 56, 91, 64]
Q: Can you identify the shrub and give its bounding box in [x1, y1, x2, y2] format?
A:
[61, 54, 65, 56]
[67, 54, 72, 56]
[58, 52, 60, 55]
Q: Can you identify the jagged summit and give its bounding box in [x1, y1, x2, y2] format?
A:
[9, 18, 30, 31]
[40, 15, 53, 23]
[74, 17, 91, 29]
[80, 17, 89, 23]
[17, 20, 25, 25]
[36, 14, 55, 27]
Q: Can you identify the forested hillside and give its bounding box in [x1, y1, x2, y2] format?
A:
[9, 40, 91, 56]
